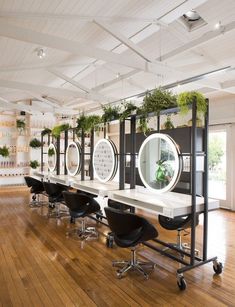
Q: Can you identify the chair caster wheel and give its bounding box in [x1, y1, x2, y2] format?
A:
[117, 271, 123, 279]
[144, 274, 149, 280]
[213, 260, 223, 275]
[177, 275, 187, 290]
[106, 232, 114, 248]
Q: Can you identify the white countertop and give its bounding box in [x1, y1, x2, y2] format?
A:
[71, 179, 125, 197]
[108, 186, 219, 218]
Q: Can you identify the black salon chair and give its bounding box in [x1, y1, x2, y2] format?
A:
[43, 181, 69, 218]
[158, 214, 200, 255]
[24, 176, 45, 207]
[104, 207, 158, 279]
[63, 191, 101, 240]
[108, 199, 132, 211]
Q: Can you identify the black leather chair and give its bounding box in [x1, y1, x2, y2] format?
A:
[43, 181, 69, 218]
[24, 176, 45, 207]
[63, 191, 101, 240]
[158, 214, 200, 255]
[104, 207, 158, 279]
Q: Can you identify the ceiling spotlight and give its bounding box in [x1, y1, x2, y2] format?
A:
[215, 21, 221, 29]
[36, 48, 46, 59]
[116, 72, 121, 79]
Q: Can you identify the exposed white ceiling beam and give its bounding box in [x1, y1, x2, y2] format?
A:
[0, 79, 82, 97]
[158, 20, 235, 62]
[93, 20, 154, 62]
[221, 79, 235, 89]
[47, 68, 112, 102]
[29, 92, 62, 109]
[0, 21, 177, 76]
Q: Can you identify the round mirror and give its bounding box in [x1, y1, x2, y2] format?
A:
[93, 139, 118, 183]
[65, 141, 81, 176]
[138, 133, 182, 193]
[48, 143, 57, 172]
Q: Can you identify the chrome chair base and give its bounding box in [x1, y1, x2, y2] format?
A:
[29, 194, 47, 208]
[47, 202, 69, 219]
[66, 219, 98, 241]
[112, 248, 156, 279]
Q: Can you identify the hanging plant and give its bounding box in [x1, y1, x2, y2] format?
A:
[120, 101, 138, 121]
[48, 147, 55, 157]
[52, 124, 70, 138]
[163, 115, 174, 130]
[0, 145, 9, 157]
[16, 119, 26, 130]
[177, 91, 207, 116]
[41, 128, 51, 136]
[29, 138, 42, 148]
[142, 88, 177, 116]
[77, 114, 101, 132]
[30, 160, 40, 169]
[101, 104, 120, 123]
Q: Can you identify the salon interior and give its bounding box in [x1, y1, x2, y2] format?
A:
[0, 0, 235, 306]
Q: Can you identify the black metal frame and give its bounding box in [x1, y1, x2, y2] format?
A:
[116, 99, 219, 277]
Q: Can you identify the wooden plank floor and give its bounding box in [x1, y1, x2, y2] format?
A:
[0, 189, 235, 306]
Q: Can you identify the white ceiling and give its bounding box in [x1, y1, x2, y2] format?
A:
[0, 0, 234, 114]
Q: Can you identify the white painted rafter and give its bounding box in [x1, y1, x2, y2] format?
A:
[221, 79, 235, 89]
[0, 21, 177, 76]
[93, 20, 154, 62]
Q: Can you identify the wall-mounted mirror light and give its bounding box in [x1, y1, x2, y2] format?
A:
[48, 143, 57, 172]
[93, 139, 118, 183]
[65, 141, 81, 176]
[138, 133, 182, 193]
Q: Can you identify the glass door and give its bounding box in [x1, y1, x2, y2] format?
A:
[208, 125, 232, 209]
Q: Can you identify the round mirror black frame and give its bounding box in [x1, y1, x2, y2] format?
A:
[138, 133, 182, 193]
[65, 141, 82, 176]
[48, 143, 57, 172]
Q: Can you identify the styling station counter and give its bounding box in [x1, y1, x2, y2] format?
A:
[108, 186, 219, 218]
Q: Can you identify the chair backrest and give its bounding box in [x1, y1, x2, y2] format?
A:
[158, 214, 199, 231]
[24, 176, 44, 189]
[43, 181, 64, 197]
[63, 191, 92, 213]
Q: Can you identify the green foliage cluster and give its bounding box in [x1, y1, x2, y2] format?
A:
[77, 114, 101, 132]
[48, 147, 55, 157]
[41, 128, 51, 136]
[120, 101, 137, 121]
[0, 145, 9, 157]
[52, 124, 70, 138]
[208, 136, 224, 170]
[163, 115, 175, 130]
[101, 104, 120, 122]
[30, 160, 39, 169]
[29, 138, 42, 148]
[142, 88, 177, 116]
[16, 119, 26, 130]
[177, 91, 207, 116]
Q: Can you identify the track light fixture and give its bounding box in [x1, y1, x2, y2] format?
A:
[36, 48, 46, 59]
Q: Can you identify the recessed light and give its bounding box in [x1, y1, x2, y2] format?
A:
[35, 48, 46, 59]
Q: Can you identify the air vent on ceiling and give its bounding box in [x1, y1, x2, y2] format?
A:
[180, 9, 207, 32]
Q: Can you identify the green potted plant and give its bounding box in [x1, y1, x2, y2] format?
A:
[101, 104, 120, 123]
[52, 123, 70, 138]
[41, 128, 51, 136]
[29, 138, 42, 148]
[120, 101, 138, 121]
[177, 91, 207, 116]
[48, 147, 55, 156]
[30, 160, 40, 169]
[0, 145, 9, 157]
[142, 88, 177, 116]
[162, 115, 174, 130]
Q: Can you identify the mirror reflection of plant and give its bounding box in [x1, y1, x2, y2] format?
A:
[29, 138, 42, 148]
[120, 101, 137, 121]
[142, 88, 177, 116]
[177, 91, 207, 117]
[160, 149, 175, 161]
[52, 124, 70, 138]
[48, 147, 55, 157]
[101, 104, 120, 123]
[155, 159, 174, 184]
[41, 128, 51, 136]
[30, 160, 39, 169]
[0, 145, 9, 157]
[16, 119, 26, 130]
